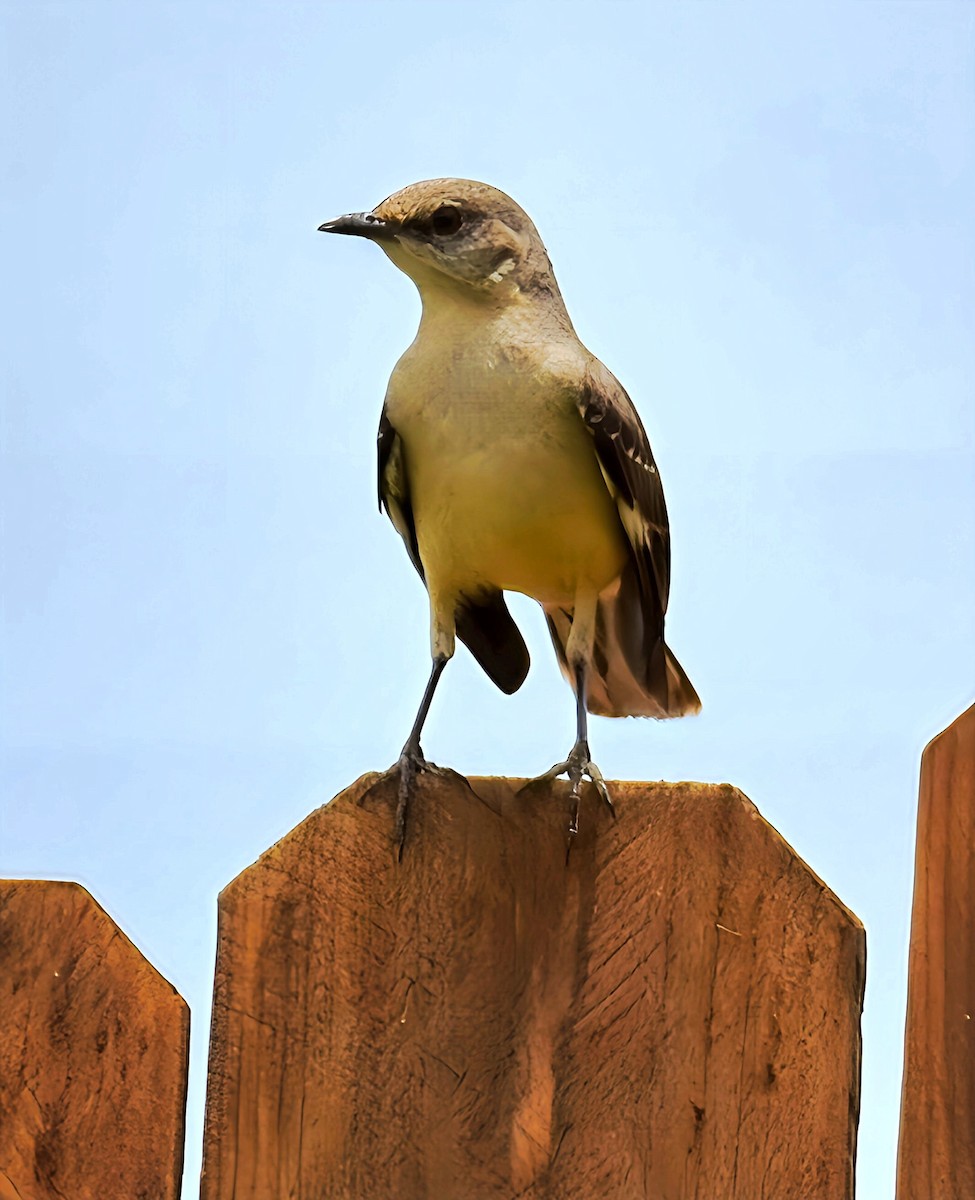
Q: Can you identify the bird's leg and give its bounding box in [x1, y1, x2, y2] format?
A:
[536, 661, 615, 837]
[393, 654, 448, 857]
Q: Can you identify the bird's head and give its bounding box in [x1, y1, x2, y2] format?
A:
[319, 178, 562, 308]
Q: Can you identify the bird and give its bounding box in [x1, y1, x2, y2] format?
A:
[319, 179, 700, 851]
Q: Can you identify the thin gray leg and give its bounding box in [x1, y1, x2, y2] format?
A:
[394, 655, 448, 857]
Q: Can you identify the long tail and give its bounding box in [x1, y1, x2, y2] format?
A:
[543, 586, 701, 719]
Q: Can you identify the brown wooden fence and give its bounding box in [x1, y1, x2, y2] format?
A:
[0, 880, 189, 1200]
[199, 773, 864, 1199]
[896, 701, 975, 1198]
[1, 705, 970, 1198]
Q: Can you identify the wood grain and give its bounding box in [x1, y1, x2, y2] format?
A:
[0, 880, 189, 1200]
[897, 702, 975, 1199]
[201, 772, 865, 1199]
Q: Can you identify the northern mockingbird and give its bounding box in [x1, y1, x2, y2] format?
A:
[320, 179, 700, 849]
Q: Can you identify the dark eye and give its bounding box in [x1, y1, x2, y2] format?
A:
[430, 205, 464, 236]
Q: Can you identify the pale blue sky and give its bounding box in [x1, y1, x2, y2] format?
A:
[2, 2, 973, 1195]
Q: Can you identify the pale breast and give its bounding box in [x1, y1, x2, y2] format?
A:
[386, 341, 628, 605]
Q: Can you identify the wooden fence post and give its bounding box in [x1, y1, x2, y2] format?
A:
[0, 879, 190, 1200]
[200, 772, 864, 1199]
[896, 702, 975, 1198]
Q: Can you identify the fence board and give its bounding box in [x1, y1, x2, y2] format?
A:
[201, 772, 864, 1199]
[896, 702, 975, 1198]
[0, 880, 189, 1200]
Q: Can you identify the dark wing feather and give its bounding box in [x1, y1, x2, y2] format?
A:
[454, 593, 530, 695]
[377, 407, 423, 576]
[577, 363, 671, 624]
[377, 405, 529, 694]
[565, 362, 700, 717]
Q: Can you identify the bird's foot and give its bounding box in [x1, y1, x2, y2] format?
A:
[387, 739, 434, 860]
[529, 739, 615, 839]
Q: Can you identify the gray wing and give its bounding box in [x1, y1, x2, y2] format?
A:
[578, 362, 671, 628]
[377, 406, 422, 575]
[377, 406, 530, 694]
[542, 361, 699, 718]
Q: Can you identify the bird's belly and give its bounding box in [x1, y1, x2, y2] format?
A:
[411, 435, 628, 605]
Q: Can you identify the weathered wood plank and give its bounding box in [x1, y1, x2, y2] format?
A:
[201, 772, 864, 1199]
[0, 880, 190, 1200]
[897, 702, 975, 1199]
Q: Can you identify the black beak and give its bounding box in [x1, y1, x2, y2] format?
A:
[317, 211, 394, 240]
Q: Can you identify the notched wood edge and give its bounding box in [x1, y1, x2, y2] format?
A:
[214, 774, 864, 941]
[0, 878, 191, 1004]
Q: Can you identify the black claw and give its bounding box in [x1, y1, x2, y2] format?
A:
[394, 760, 412, 859]
[392, 740, 428, 860]
[593, 776, 616, 818]
[528, 737, 614, 839]
[569, 794, 580, 837]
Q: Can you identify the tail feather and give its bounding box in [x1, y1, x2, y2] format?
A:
[544, 582, 700, 719]
[457, 590, 530, 695]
